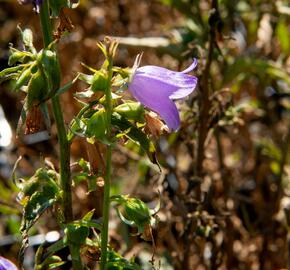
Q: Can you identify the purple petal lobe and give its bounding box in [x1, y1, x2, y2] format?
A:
[0, 257, 18, 270]
[157, 99, 180, 131]
[181, 58, 198, 73]
[135, 66, 197, 100]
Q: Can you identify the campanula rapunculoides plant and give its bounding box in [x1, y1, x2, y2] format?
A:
[0, 0, 198, 269]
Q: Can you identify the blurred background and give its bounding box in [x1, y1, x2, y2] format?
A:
[0, 0, 289, 269]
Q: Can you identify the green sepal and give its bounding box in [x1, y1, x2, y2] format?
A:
[8, 48, 34, 65]
[111, 195, 151, 231]
[111, 112, 157, 165]
[13, 65, 34, 91]
[72, 158, 99, 192]
[107, 250, 141, 270]
[114, 102, 145, 122]
[0, 65, 25, 83]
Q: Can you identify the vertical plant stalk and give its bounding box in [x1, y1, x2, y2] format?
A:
[100, 50, 114, 270]
[39, 0, 72, 224]
[184, 1, 218, 268]
[195, 28, 214, 179]
[39, 2, 82, 269]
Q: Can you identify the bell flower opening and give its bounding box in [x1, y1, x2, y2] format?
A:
[128, 59, 198, 131]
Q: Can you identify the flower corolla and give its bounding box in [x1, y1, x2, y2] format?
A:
[128, 59, 198, 131]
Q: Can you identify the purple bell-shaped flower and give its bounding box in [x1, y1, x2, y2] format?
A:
[128, 59, 198, 131]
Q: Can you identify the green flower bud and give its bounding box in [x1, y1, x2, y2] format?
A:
[123, 197, 151, 226]
[91, 70, 108, 92]
[38, 49, 61, 93]
[22, 28, 34, 48]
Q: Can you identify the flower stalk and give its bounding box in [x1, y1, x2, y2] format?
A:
[100, 44, 114, 270]
[39, 2, 82, 269]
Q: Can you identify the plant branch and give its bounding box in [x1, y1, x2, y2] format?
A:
[39, 2, 81, 269]
[100, 48, 114, 270]
[195, 0, 217, 178]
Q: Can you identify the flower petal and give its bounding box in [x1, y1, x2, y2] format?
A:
[128, 75, 180, 130]
[134, 70, 197, 100]
[181, 58, 198, 73]
[157, 99, 180, 131]
[0, 257, 18, 270]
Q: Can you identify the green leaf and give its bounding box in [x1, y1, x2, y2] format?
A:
[78, 72, 94, 84]
[0, 204, 20, 215]
[49, 0, 68, 17]
[72, 219, 102, 231]
[223, 57, 290, 87]
[20, 168, 60, 233]
[276, 20, 290, 54]
[107, 251, 141, 270]
[35, 245, 66, 270]
[82, 209, 95, 221]
[112, 112, 157, 165]
[65, 225, 89, 245]
[55, 74, 80, 96]
[44, 238, 67, 258]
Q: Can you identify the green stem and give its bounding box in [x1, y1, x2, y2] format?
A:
[39, 2, 82, 269]
[100, 55, 114, 270]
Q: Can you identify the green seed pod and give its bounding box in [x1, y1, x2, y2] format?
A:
[123, 197, 151, 227]
[91, 70, 108, 92]
[114, 102, 145, 122]
[86, 109, 107, 139]
[26, 70, 46, 108]
[39, 49, 61, 94]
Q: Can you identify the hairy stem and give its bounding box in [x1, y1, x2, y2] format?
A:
[39, 2, 81, 269]
[100, 54, 114, 270]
